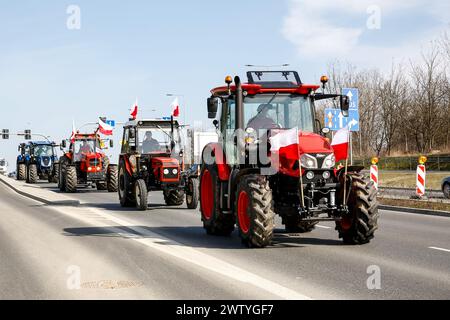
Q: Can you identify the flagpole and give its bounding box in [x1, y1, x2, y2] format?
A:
[297, 128, 305, 208]
[343, 127, 351, 205]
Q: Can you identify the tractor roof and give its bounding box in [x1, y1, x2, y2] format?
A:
[28, 141, 55, 146]
[211, 70, 320, 97]
[124, 119, 180, 128]
[73, 133, 99, 140]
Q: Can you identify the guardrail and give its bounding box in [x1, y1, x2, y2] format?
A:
[354, 155, 450, 171]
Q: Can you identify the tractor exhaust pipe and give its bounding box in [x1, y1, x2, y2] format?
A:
[235, 76, 244, 131]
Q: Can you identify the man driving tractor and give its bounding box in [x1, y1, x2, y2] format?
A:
[247, 104, 279, 130]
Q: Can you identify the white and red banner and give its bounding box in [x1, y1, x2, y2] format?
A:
[98, 118, 113, 136]
[370, 165, 379, 190]
[70, 120, 77, 143]
[416, 165, 426, 196]
[130, 99, 138, 120]
[331, 126, 350, 163]
[270, 128, 299, 160]
[171, 97, 180, 117]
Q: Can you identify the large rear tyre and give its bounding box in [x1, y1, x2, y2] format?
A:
[186, 178, 199, 209]
[107, 165, 118, 192]
[58, 157, 69, 191]
[17, 164, 26, 181]
[336, 173, 379, 245]
[51, 162, 60, 183]
[235, 175, 275, 248]
[200, 165, 235, 236]
[443, 183, 450, 199]
[118, 161, 135, 207]
[164, 189, 184, 206]
[65, 165, 78, 193]
[27, 164, 38, 184]
[134, 179, 148, 211]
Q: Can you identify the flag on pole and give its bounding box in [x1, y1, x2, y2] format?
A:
[269, 128, 299, 160]
[331, 126, 350, 163]
[98, 118, 113, 136]
[130, 98, 138, 120]
[171, 97, 180, 117]
[70, 120, 77, 143]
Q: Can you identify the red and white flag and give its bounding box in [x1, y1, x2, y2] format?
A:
[130, 98, 138, 120]
[98, 118, 113, 136]
[331, 126, 350, 163]
[70, 120, 77, 143]
[269, 128, 299, 160]
[171, 97, 180, 117]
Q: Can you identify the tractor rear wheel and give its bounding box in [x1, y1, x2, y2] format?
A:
[164, 189, 185, 206]
[134, 179, 148, 211]
[65, 165, 78, 193]
[186, 178, 199, 209]
[58, 157, 69, 191]
[51, 162, 59, 183]
[200, 165, 235, 236]
[235, 175, 275, 248]
[107, 165, 118, 192]
[444, 183, 450, 199]
[17, 164, 26, 181]
[27, 164, 38, 184]
[336, 173, 379, 245]
[118, 161, 135, 207]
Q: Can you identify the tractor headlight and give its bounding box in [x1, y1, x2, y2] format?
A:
[322, 154, 336, 169]
[300, 154, 318, 169]
[172, 168, 178, 175]
[245, 128, 258, 144]
[163, 169, 169, 175]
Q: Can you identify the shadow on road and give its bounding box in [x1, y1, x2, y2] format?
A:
[62, 225, 343, 249]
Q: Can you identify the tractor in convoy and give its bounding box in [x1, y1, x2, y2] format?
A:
[0, 158, 7, 176]
[200, 71, 379, 247]
[58, 132, 118, 193]
[118, 118, 199, 210]
[16, 141, 59, 183]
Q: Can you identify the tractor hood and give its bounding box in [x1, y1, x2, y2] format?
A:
[270, 131, 334, 178]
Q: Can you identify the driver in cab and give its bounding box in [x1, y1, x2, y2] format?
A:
[142, 131, 160, 153]
[247, 104, 280, 130]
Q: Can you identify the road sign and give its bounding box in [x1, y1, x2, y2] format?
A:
[324, 109, 359, 132]
[105, 120, 115, 128]
[342, 88, 359, 110]
[24, 129, 32, 140]
[2, 129, 9, 139]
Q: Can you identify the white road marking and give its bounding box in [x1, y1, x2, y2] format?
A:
[428, 246, 450, 253]
[316, 225, 332, 229]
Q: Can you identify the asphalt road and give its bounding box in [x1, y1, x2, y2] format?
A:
[1, 181, 450, 300]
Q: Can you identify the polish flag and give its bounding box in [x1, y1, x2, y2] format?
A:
[331, 126, 350, 163]
[98, 118, 113, 136]
[171, 97, 180, 117]
[70, 120, 77, 143]
[269, 128, 299, 160]
[130, 99, 138, 120]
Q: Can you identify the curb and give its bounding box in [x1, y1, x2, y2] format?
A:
[0, 177, 80, 207]
[379, 205, 450, 217]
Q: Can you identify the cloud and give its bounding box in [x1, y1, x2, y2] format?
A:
[281, 0, 448, 63]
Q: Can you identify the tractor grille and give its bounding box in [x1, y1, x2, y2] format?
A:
[41, 156, 51, 167]
[89, 159, 100, 167]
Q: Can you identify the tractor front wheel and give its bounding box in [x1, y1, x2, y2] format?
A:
[164, 189, 185, 206]
[186, 178, 199, 209]
[118, 161, 135, 207]
[17, 164, 26, 181]
[200, 165, 235, 236]
[107, 165, 118, 192]
[65, 166, 78, 193]
[134, 179, 148, 211]
[235, 175, 275, 248]
[336, 173, 379, 245]
[27, 164, 38, 184]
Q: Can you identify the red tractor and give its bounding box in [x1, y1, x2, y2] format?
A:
[200, 71, 379, 247]
[58, 133, 118, 193]
[118, 118, 199, 210]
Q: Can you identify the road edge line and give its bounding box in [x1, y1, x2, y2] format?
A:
[380, 204, 450, 217]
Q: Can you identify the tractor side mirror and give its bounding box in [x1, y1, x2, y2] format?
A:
[109, 140, 114, 148]
[213, 120, 219, 130]
[61, 140, 67, 148]
[340, 95, 350, 117]
[170, 140, 176, 150]
[207, 97, 219, 119]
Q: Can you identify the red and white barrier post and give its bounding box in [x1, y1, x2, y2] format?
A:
[370, 157, 379, 190]
[416, 156, 427, 197]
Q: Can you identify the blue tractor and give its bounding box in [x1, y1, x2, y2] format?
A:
[17, 142, 59, 183]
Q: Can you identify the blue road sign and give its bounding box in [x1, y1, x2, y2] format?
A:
[105, 120, 115, 128]
[324, 109, 359, 132]
[342, 88, 359, 110]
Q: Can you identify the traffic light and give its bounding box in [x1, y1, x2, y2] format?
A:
[1, 129, 9, 139]
[24, 129, 32, 140]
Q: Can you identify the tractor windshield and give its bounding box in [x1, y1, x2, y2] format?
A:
[228, 94, 315, 133]
[138, 126, 180, 154]
[33, 145, 54, 157]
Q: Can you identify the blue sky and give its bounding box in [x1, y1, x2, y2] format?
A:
[0, 0, 449, 168]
